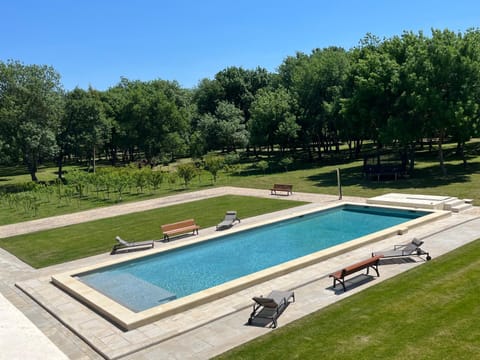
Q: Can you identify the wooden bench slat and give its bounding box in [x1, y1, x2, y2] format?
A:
[161, 219, 199, 241]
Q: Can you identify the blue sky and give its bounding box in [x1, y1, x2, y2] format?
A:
[1, 0, 478, 90]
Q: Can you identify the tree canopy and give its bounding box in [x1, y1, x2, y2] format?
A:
[2, 28, 480, 179]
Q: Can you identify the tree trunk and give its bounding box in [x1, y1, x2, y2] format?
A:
[457, 141, 467, 167]
[92, 145, 96, 173]
[57, 149, 64, 179]
[408, 144, 415, 173]
[26, 155, 38, 182]
[438, 132, 447, 176]
[110, 146, 117, 166]
[315, 135, 322, 160]
[347, 140, 353, 159]
[354, 139, 362, 159]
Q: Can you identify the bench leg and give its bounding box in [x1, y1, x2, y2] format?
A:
[333, 278, 346, 292]
[367, 264, 380, 277]
[272, 317, 278, 328]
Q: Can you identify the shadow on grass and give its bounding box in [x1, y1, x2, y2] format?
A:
[307, 161, 480, 190]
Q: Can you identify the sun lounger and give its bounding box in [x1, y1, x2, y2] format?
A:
[111, 236, 154, 254]
[248, 290, 295, 328]
[372, 237, 431, 261]
[216, 210, 240, 230]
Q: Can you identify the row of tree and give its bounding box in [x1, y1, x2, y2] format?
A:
[1, 28, 480, 181]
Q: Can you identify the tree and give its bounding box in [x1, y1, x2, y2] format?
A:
[404, 29, 480, 174]
[59, 88, 111, 175]
[279, 156, 293, 172]
[0, 60, 63, 181]
[256, 160, 269, 175]
[203, 153, 225, 183]
[111, 79, 190, 163]
[249, 87, 298, 152]
[193, 78, 224, 115]
[176, 163, 197, 187]
[197, 101, 248, 152]
[340, 36, 399, 158]
[281, 47, 350, 159]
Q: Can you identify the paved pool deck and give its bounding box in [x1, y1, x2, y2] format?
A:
[1, 187, 479, 359]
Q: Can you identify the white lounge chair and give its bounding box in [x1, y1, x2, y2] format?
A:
[216, 210, 240, 230]
[111, 236, 154, 254]
[372, 238, 431, 261]
[248, 290, 295, 328]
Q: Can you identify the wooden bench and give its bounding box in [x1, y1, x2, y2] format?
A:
[161, 219, 200, 241]
[270, 184, 293, 195]
[329, 256, 381, 292]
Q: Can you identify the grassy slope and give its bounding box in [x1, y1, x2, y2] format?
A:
[0, 195, 305, 268]
[215, 239, 480, 360]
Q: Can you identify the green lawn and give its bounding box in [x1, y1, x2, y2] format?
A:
[0, 195, 306, 268]
[1, 142, 480, 226]
[215, 239, 480, 360]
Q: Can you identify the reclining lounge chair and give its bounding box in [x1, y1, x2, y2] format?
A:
[111, 236, 154, 254]
[216, 210, 240, 230]
[372, 237, 431, 261]
[248, 290, 295, 328]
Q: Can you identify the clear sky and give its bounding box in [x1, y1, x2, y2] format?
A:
[1, 0, 478, 90]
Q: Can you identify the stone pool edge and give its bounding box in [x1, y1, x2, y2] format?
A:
[50, 202, 450, 331]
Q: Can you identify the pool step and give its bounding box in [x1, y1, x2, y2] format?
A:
[443, 198, 473, 212]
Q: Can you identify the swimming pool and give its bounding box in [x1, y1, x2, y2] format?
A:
[78, 204, 427, 312]
[52, 202, 448, 330]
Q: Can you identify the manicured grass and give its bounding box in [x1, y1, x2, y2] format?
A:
[0, 195, 306, 268]
[215, 239, 480, 360]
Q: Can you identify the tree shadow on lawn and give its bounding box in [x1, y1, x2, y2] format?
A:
[308, 162, 480, 190]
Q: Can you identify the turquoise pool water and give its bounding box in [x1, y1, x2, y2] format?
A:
[78, 204, 428, 312]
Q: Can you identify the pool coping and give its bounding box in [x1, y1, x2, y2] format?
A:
[50, 202, 450, 331]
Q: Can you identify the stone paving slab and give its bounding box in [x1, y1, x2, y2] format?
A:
[0, 292, 68, 360]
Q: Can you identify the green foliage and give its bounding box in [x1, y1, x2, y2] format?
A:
[148, 170, 165, 190]
[133, 168, 149, 194]
[2, 29, 480, 180]
[59, 88, 111, 174]
[224, 152, 240, 165]
[0, 60, 63, 180]
[279, 157, 293, 172]
[249, 87, 298, 150]
[255, 160, 269, 175]
[2, 139, 480, 225]
[176, 162, 197, 187]
[197, 101, 249, 152]
[66, 169, 89, 197]
[204, 153, 225, 183]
